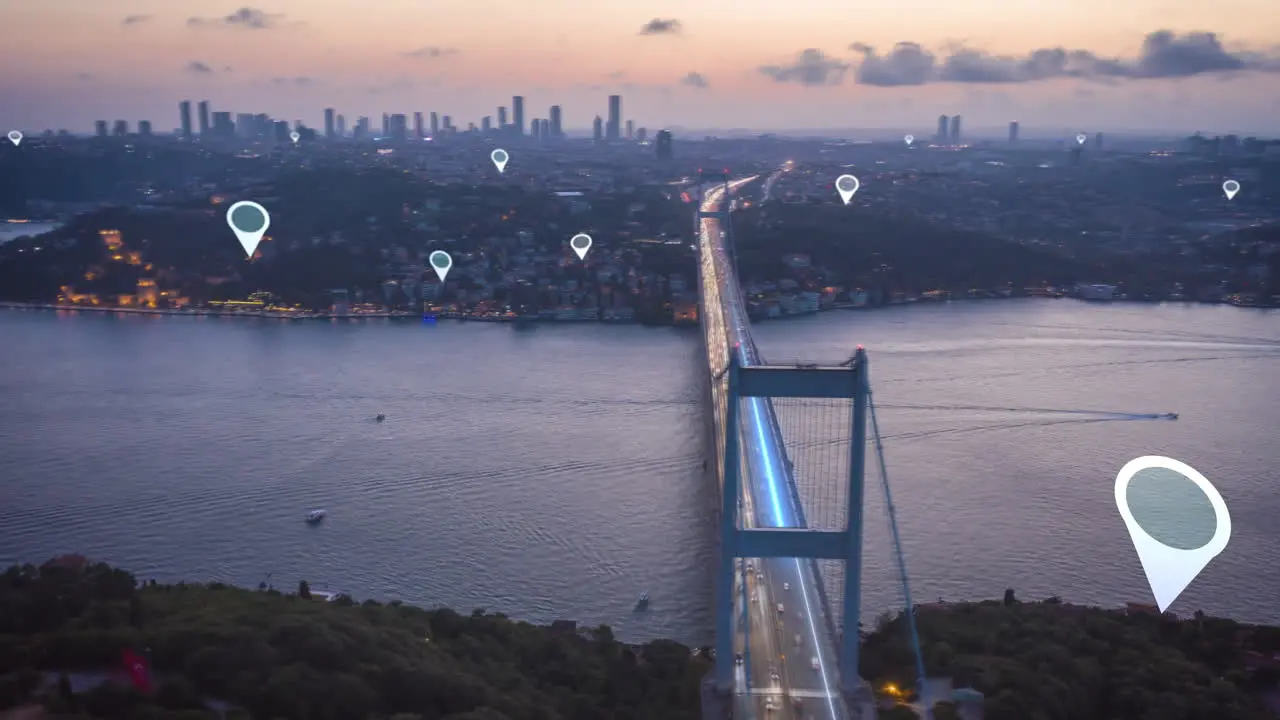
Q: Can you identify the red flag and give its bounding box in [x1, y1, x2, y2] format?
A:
[121, 648, 151, 693]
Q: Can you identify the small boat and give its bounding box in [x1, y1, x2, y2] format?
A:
[375, 414, 386, 422]
[1161, 412, 1178, 420]
[635, 592, 650, 611]
[305, 509, 326, 524]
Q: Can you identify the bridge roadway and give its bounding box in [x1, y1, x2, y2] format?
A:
[698, 176, 849, 720]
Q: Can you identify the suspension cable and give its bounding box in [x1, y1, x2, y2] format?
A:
[868, 388, 928, 705]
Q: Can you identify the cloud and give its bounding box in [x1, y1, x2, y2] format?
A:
[759, 49, 849, 86]
[681, 72, 710, 89]
[185, 61, 214, 74]
[639, 19, 681, 36]
[272, 76, 313, 85]
[121, 15, 151, 25]
[605, 70, 627, 80]
[402, 46, 457, 59]
[188, 7, 285, 30]
[847, 30, 1280, 86]
[76, 72, 94, 81]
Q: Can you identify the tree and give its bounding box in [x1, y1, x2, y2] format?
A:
[1002, 588, 1017, 606]
[297, 580, 311, 600]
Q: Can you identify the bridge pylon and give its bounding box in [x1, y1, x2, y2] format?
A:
[713, 349, 871, 703]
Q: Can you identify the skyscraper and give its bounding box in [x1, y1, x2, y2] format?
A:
[112, 120, 128, 137]
[94, 121, 107, 138]
[625, 119, 634, 140]
[592, 115, 603, 143]
[336, 114, 346, 137]
[138, 121, 152, 137]
[381, 113, 390, 136]
[949, 115, 962, 143]
[1008, 121, 1018, 143]
[325, 108, 336, 139]
[390, 114, 408, 141]
[655, 130, 673, 159]
[607, 95, 621, 141]
[549, 106, 562, 139]
[414, 112, 424, 139]
[429, 112, 439, 136]
[512, 96, 525, 136]
[936, 115, 949, 142]
[179, 101, 192, 140]
[497, 106, 508, 129]
[481, 116, 492, 132]
[197, 101, 210, 137]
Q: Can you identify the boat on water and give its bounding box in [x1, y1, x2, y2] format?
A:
[305, 509, 326, 524]
[375, 414, 386, 422]
[635, 592, 650, 611]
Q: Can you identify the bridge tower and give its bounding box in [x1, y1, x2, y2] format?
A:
[713, 349, 873, 703]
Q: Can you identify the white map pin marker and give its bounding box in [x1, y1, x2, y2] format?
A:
[570, 233, 592, 261]
[903, 134, 914, 146]
[1076, 133, 1087, 145]
[491, 148, 509, 173]
[429, 250, 452, 282]
[835, 175, 860, 205]
[289, 131, 300, 144]
[225, 201, 271, 258]
[7, 130, 22, 147]
[1115, 455, 1231, 613]
[1222, 180, 1240, 200]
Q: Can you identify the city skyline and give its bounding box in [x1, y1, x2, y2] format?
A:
[2, 0, 1279, 134]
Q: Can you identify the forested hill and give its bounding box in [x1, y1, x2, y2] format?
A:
[0, 557, 708, 720]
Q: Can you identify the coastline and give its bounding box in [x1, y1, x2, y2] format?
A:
[2, 294, 1273, 327]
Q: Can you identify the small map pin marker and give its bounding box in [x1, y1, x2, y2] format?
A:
[903, 134, 914, 146]
[570, 233, 592, 261]
[429, 250, 453, 282]
[7, 130, 22, 147]
[1076, 133, 1087, 145]
[835, 175, 860, 205]
[226, 201, 271, 258]
[290, 131, 300, 144]
[1222, 180, 1240, 200]
[491, 148, 509, 173]
[1115, 456, 1232, 612]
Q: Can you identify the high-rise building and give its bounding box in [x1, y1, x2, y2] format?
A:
[481, 116, 492, 132]
[442, 115, 452, 131]
[336, 114, 346, 137]
[381, 113, 390, 136]
[1008, 121, 1018, 143]
[949, 115, 961, 143]
[197, 101, 210, 136]
[549, 106, 562, 139]
[112, 120, 128, 136]
[636, 127, 648, 143]
[655, 130, 673, 159]
[936, 115, 949, 142]
[138, 121, 152, 137]
[497, 106, 508, 129]
[325, 108, 336, 139]
[354, 117, 370, 139]
[179, 101, 192, 140]
[512, 96, 524, 135]
[625, 119, 634, 140]
[592, 115, 603, 143]
[273, 120, 290, 143]
[94, 121, 108, 138]
[607, 95, 621, 141]
[211, 112, 234, 139]
[390, 113, 408, 141]
[413, 112, 424, 138]
[429, 112, 439, 136]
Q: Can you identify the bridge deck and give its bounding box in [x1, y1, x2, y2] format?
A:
[697, 176, 851, 720]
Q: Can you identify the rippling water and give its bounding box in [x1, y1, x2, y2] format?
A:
[1, 300, 1277, 645]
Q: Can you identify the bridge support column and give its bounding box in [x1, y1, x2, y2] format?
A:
[841, 348, 869, 696]
[713, 356, 741, 693]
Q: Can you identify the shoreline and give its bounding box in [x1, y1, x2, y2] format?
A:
[1, 294, 1273, 326]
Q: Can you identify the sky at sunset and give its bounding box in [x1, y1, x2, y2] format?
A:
[2, 0, 1278, 136]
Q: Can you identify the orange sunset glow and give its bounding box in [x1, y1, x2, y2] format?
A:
[1, 0, 1278, 134]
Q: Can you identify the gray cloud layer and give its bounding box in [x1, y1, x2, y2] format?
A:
[681, 72, 710, 89]
[121, 15, 150, 26]
[402, 46, 457, 59]
[639, 19, 681, 36]
[762, 31, 1280, 87]
[188, 8, 284, 30]
[185, 61, 214, 74]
